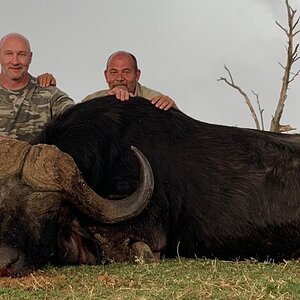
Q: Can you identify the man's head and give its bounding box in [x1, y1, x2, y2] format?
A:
[104, 51, 141, 94]
[0, 33, 32, 87]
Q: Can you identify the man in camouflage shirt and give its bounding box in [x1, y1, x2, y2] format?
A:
[82, 51, 178, 110]
[0, 32, 74, 142]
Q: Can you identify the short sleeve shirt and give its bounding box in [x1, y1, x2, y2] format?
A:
[0, 75, 74, 141]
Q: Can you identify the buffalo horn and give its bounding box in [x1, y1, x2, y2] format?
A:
[22, 144, 154, 223]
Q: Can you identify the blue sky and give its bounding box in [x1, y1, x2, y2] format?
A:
[1, 0, 300, 131]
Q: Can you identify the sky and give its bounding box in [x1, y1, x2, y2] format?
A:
[1, 0, 300, 132]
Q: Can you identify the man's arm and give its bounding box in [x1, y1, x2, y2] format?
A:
[83, 87, 134, 102]
[50, 87, 75, 116]
[136, 84, 178, 110]
[107, 87, 178, 110]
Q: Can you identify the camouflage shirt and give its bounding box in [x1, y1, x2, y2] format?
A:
[0, 75, 74, 141]
[82, 82, 162, 102]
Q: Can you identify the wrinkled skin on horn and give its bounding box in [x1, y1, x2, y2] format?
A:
[0, 139, 153, 277]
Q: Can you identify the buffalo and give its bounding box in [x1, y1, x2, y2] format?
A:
[1, 95, 300, 277]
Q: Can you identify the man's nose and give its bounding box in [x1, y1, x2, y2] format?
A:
[116, 72, 125, 81]
[11, 54, 20, 65]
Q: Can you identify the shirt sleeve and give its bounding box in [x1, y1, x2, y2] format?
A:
[50, 87, 75, 117]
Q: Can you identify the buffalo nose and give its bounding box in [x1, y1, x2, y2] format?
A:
[0, 247, 22, 277]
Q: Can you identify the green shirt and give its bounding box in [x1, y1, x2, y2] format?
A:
[0, 75, 74, 141]
[82, 82, 162, 102]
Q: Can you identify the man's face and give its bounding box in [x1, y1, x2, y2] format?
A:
[0, 36, 32, 81]
[104, 54, 140, 94]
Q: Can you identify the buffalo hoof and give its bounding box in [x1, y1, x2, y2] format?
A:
[131, 242, 160, 263]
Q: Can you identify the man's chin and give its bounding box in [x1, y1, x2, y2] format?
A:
[7, 74, 22, 80]
[111, 85, 128, 91]
[8, 70, 24, 79]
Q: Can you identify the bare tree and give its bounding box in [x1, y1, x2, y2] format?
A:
[218, 0, 300, 133]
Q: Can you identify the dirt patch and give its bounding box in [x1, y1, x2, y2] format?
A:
[0, 270, 66, 291]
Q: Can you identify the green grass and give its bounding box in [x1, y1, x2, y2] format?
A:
[0, 258, 299, 299]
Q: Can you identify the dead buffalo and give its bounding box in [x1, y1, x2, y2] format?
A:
[1, 95, 300, 277]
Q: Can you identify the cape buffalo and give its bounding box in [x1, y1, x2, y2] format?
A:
[1, 95, 300, 276]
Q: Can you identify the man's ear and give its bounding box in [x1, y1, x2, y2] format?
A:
[136, 69, 141, 81]
[104, 70, 108, 82]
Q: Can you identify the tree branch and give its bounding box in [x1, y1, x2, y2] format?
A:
[218, 66, 261, 130]
[271, 0, 299, 132]
[252, 90, 265, 131]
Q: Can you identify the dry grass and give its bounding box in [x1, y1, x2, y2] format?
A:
[0, 258, 300, 299]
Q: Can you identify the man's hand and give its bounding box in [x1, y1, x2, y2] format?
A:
[107, 88, 177, 110]
[151, 95, 177, 110]
[107, 87, 134, 101]
[0, 135, 8, 142]
[37, 73, 56, 88]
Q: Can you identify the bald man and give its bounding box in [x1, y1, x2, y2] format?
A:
[0, 32, 74, 141]
[83, 51, 177, 110]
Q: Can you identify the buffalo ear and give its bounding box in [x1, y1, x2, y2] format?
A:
[0, 139, 31, 178]
[56, 206, 100, 265]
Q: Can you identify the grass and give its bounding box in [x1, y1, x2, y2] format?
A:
[0, 258, 299, 299]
